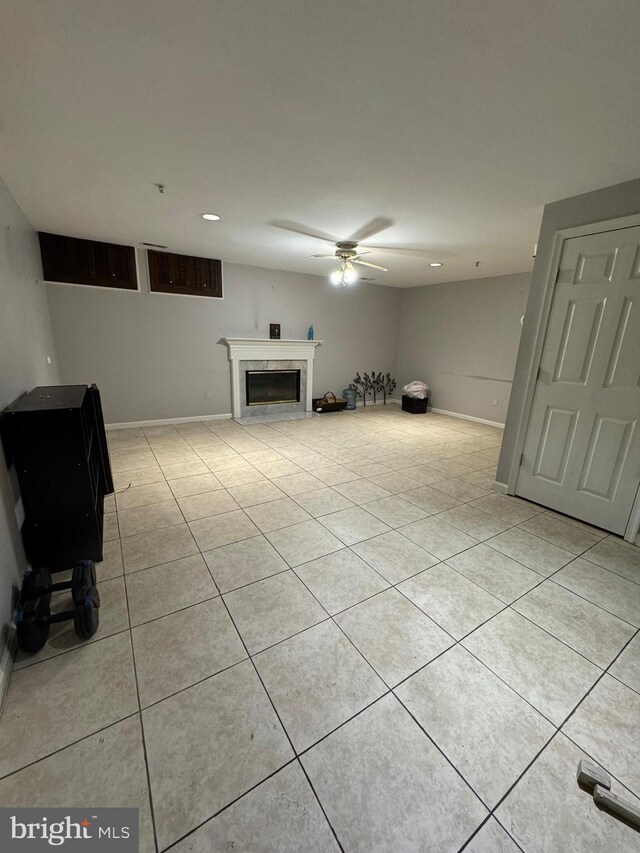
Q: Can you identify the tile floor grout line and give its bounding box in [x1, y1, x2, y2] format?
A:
[129, 429, 635, 662]
[578, 553, 640, 587]
[292, 690, 394, 761]
[126, 590, 222, 630]
[392, 689, 498, 813]
[237, 613, 336, 659]
[214, 563, 290, 597]
[451, 555, 607, 715]
[606, 666, 640, 700]
[105, 458, 639, 618]
[482, 694, 639, 838]
[287, 560, 398, 691]
[491, 729, 566, 815]
[120, 565, 161, 853]
[109, 482, 632, 698]
[260, 548, 529, 816]
[558, 734, 640, 802]
[0, 709, 143, 784]
[182, 504, 348, 852]
[13, 622, 134, 673]
[455, 812, 518, 851]
[157, 756, 301, 853]
[511, 588, 638, 660]
[184, 462, 524, 849]
[388, 591, 567, 732]
[475, 624, 640, 828]
[136, 656, 252, 713]
[389, 551, 600, 727]
[214, 596, 345, 848]
[546, 574, 640, 628]
[557, 626, 640, 734]
[76, 417, 640, 848]
[111, 456, 552, 562]
[294, 757, 347, 852]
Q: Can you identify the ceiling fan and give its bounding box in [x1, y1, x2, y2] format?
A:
[271, 217, 431, 286]
[311, 241, 387, 286]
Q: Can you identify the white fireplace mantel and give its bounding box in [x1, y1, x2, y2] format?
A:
[222, 338, 323, 419]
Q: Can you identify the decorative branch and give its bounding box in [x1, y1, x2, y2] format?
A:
[353, 372, 374, 406]
[382, 373, 396, 404]
[371, 371, 383, 404]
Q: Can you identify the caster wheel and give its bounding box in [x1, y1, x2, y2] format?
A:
[73, 586, 100, 639]
[16, 596, 51, 653]
[20, 568, 52, 604]
[71, 561, 96, 598]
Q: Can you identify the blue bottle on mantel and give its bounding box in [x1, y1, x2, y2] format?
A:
[307, 324, 314, 340]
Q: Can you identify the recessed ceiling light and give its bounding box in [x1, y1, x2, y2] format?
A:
[201, 213, 221, 221]
[429, 262, 443, 267]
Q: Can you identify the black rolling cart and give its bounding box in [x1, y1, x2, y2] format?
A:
[3, 384, 114, 652]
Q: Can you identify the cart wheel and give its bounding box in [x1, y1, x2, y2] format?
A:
[20, 568, 52, 604]
[71, 561, 96, 598]
[73, 586, 100, 639]
[16, 596, 50, 653]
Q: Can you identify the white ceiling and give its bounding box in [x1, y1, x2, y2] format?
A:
[1, 0, 639, 287]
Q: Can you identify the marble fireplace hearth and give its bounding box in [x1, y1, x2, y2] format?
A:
[222, 338, 322, 419]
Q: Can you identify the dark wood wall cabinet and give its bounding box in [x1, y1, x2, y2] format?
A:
[38, 232, 138, 290]
[148, 249, 223, 297]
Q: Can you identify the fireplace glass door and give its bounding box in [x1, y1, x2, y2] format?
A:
[245, 370, 301, 406]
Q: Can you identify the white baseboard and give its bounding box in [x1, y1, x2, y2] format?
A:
[492, 481, 509, 494]
[0, 625, 16, 718]
[106, 402, 504, 430]
[107, 399, 404, 429]
[355, 398, 401, 408]
[106, 413, 232, 430]
[428, 407, 505, 429]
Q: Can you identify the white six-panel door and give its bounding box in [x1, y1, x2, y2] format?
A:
[517, 226, 640, 535]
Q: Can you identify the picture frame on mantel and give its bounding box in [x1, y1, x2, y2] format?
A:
[269, 323, 281, 339]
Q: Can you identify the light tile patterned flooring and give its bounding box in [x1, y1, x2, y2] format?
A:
[1, 408, 639, 851]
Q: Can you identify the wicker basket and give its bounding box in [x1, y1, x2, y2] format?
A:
[402, 394, 430, 414]
[313, 392, 347, 413]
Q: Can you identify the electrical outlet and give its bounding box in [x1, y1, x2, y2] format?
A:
[204, 390, 211, 399]
[491, 398, 499, 407]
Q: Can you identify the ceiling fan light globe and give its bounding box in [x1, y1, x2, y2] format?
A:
[344, 268, 358, 284]
[329, 270, 342, 285]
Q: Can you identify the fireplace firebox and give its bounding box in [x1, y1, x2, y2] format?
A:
[245, 369, 301, 406]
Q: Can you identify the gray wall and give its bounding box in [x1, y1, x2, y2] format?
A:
[498, 177, 640, 486]
[0, 177, 59, 663]
[46, 252, 404, 424]
[396, 272, 530, 424]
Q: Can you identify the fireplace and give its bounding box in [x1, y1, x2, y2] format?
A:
[221, 338, 322, 419]
[246, 369, 301, 406]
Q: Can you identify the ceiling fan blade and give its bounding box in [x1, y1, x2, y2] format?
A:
[270, 220, 337, 243]
[354, 260, 388, 271]
[361, 244, 430, 257]
[309, 254, 338, 259]
[349, 217, 393, 243]
[352, 252, 372, 258]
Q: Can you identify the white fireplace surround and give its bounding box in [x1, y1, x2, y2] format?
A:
[222, 338, 322, 419]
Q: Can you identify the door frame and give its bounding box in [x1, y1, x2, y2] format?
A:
[505, 213, 640, 543]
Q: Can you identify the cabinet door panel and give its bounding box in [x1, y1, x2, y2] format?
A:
[39, 232, 94, 284]
[39, 232, 137, 290]
[148, 250, 222, 297]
